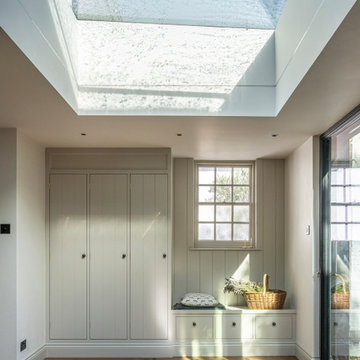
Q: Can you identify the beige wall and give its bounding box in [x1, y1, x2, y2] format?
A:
[285, 136, 320, 358]
[173, 158, 285, 305]
[0, 129, 17, 360]
[0, 129, 46, 360]
[16, 131, 46, 360]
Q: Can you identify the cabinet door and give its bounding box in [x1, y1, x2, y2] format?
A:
[49, 174, 87, 339]
[89, 175, 128, 339]
[130, 174, 168, 339]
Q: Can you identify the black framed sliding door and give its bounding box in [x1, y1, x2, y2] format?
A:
[320, 105, 360, 360]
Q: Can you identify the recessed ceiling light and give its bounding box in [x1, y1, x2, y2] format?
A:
[81, 133, 87, 136]
[272, 134, 278, 137]
[177, 133, 183, 137]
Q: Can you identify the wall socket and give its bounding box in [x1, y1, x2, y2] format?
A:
[20, 339, 26, 352]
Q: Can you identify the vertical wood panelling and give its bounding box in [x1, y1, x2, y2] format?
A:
[255, 159, 264, 249]
[199, 251, 213, 294]
[173, 160, 188, 303]
[187, 159, 195, 248]
[262, 160, 277, 288]
[249, 251, 264, 283]
[275, 160, 285, 289]
[130, 175, 168, 340]
[89, 175, 128, 340]
[187, 251, 200, 292]
[225, 251, 241, 306]
[49, 174, 87, 340]
[212, 251, 225, 304]
[172, 158, 285, 305]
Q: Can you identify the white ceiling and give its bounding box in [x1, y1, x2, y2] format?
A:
[1, 2, 360, 159]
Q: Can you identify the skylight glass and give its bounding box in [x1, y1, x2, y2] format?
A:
[72, 0, 287, 30]
[51, 0, 276, 113]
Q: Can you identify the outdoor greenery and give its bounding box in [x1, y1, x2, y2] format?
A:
[331, 283, 350, 294]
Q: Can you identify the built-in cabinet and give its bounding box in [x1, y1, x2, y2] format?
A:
[174, 308, 296, 342]
[89, 174, 128, 340]
[49, 168, 170, 341]
[130, 175, 168, 339]
[46, 149, 296, 358]
[49, 174, 87, 340]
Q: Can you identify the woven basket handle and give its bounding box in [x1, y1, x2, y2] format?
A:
[263, 274, 269, 295]
[335, 273, 347, 294]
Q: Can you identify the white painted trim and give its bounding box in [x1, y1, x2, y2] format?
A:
[45, 343, 174, 358]
[43, 342, 296, 358]
[25, 346, 46, 360]
[296, 344, 320, 360]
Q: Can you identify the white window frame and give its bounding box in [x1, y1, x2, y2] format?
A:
[194, 161, 255, 249]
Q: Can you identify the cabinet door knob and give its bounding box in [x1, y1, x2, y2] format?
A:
[81, 254, 86, 259]
[232, 322, 236, 327]
[122, 254, 126, 259]
[192, 322, 196, 327]
[163, 254, 167, 259]
[334, 322, 338, 327]
[272, 322, 276, 327]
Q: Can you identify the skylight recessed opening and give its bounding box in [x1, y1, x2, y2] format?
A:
[49, 0, 287, 114]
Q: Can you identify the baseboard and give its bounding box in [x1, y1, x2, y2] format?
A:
[296, 344, 320, 360]
[174, 342, 296, 357]
[25, 346, 47, 360]
[44, 342, 296, 358]
[45, 343, 174, 358]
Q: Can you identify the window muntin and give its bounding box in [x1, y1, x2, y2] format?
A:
[195, 163, 254, 247]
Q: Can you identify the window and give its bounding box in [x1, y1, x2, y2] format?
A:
[195, 163, 254, 248]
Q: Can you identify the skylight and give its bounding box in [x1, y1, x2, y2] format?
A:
[53, 0, 274, 114]
[72, 0, 287, 29]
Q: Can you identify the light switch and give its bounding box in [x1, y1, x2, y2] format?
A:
[0, 224, 11, 234]
[305, 225, 311, 235]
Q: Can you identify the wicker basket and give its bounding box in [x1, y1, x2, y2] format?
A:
[331, 273, 349, 310]
[245, 274, 287, 310]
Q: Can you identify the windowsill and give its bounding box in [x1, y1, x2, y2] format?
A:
[188, 247, 263, 251]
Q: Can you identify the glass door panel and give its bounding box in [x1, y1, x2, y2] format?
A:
[329, 121, 360, 359]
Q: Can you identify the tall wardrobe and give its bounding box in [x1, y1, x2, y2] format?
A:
[47, 149, 171, 342]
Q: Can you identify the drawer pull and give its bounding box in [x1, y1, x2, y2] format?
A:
[272, 322, 277, 327]
[334, 322, 338, 327]
[192, 322, 197, 327]
[232, 322, 236, 327]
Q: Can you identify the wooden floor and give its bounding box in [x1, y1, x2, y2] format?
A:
[46, 357, 298, 360]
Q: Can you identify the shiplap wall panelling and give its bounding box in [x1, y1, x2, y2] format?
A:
[172, 158, 285, 305]
[212, 251, 226, 304]
[49, 174, 87, 340]
[275, 160, 285, 290]
[89, 175, 128, 340]
[173, 159, 189, 303]
[256, 159, 285, 289]
[130, 175, 168, 340]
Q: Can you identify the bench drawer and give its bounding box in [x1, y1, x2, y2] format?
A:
[255, 315, 293, 339]
[176, 316, 213, 340]
[215, 316, 253, 339]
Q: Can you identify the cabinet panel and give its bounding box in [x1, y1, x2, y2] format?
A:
[130, 174, 168, 339]
[49, 174, 87, 339]
[215, 316, 254, 339]
[255, 315, 293, 339]
[176, 316, 213, 340]
[89, 175, 128, 339]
